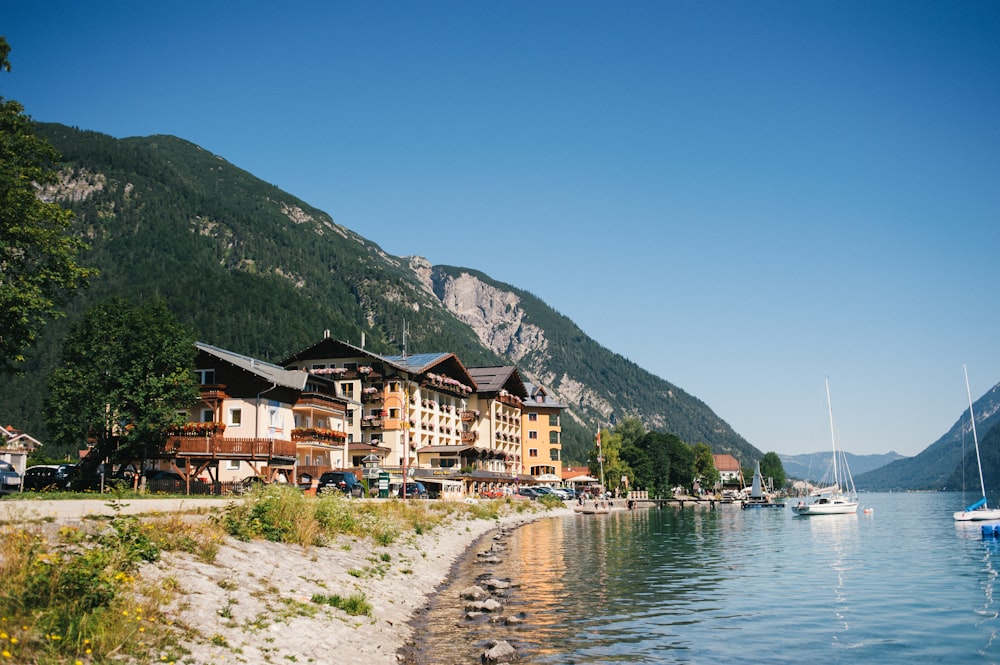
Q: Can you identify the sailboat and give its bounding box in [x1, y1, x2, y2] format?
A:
[742, 461, 784, 508]
[792, 379, 858, 516]
[953, 365, 1000, 521]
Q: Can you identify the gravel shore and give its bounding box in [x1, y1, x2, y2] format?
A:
[1, 496, 574, 664]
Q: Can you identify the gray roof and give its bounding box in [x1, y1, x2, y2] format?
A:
[197, 342, 308, 391]
[522, 382, 566, 409]
[466, 366, 526, 396]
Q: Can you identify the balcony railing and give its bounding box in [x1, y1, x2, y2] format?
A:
[166, 435, 296, 461]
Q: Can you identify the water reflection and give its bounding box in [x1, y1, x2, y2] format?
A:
[406, 497, 1000, 664]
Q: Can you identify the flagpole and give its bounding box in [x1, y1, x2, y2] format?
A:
[597, 426, 606, 496]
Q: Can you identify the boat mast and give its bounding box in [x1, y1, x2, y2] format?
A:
[963, 364, 986, 503]
[825, 378, 838, 488]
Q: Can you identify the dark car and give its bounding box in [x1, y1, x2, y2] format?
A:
[0, 461, 23, 493]
[397, 481, 429, 499]
[317, 471, 364, 497]
[21, 465, 60, 491]
[517, 486, 543, 499]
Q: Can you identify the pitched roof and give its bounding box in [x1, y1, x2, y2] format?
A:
[522, 382, 566, 409]
[197, 342, 308, 391]
[466, 366, 527, 396]
[381, 352, 453, 374]
[712, 454, 741, 472]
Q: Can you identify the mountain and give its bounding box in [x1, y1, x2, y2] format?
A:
[1, 123, 762, 465]
[779, 450, 908, 483]
[854, 382, 1000, 490]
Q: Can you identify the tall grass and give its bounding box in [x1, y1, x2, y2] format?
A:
[0, 509, 220, 664]
[217, 485, 542, 547]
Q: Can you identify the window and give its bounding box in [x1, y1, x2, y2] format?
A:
[310, 363, 326, 370]
[529, 448, 538, 458]
[201, 409, 213, 423]
[195, 369, 215, 385]
[549, 413, 559, 426]
[230, 408, 242, 426]
[226, 460, 240, 471]
[529, 430, 538, 440]
[549, 448, 560, 461]
[388, 408, 400, 419]
[389, 381, 401, 392]
[549, 431, 559, 444]
[528, 412, 538, 422]
[341, 382, 354, 398]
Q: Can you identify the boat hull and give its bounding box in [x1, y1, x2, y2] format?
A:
[792, 499, 858, 516]
[953, 508, 1000, 522]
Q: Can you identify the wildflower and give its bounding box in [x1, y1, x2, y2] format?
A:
[2, 650, 11, 658]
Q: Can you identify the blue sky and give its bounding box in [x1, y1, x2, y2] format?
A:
[4, 1, 1000, 457]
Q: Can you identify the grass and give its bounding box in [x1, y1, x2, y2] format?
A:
[0, 488, 553, 663]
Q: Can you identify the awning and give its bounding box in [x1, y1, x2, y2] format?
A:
[566, 474, 599, 483]
[416, 445, 473, 454]
[534, 473, 562, 482]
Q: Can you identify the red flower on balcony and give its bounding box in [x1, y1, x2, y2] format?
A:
[167, 422, 226, 436]
[292, 427, 347, 442]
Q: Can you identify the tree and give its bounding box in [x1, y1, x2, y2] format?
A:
[590, 425, 633, 495]
[692, 442, 720, 491]
[0, 37, 95, 372]
[759, 452, 787, 491]
[45, 297, 199, 469]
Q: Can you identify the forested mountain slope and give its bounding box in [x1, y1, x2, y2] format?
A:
[1, 123, 761, 464]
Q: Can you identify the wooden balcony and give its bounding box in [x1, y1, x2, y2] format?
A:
[166, 435, 296, 462]
[295, 391, 345, 413]
[198, 384, 229, 400]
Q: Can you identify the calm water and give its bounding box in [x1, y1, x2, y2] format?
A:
[406, 493, 1000, 664]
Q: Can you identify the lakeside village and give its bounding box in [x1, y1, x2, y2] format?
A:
[0, 335, 756, 504]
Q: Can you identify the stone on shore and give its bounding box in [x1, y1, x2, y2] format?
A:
[481, 639, 518, 663]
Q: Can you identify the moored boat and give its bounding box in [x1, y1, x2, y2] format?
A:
[953, 365, 1000, 522]
[791, 379, 858, 516]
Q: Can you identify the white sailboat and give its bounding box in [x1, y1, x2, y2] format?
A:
[742, 461, 784, 508]
[792, 379, 858, 516]
[953, 365, 1000, 521]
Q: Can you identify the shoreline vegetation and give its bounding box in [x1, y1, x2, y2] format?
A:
[0, 486, 574, 664]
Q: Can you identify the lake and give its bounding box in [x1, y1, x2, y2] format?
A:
[406, 492, 1000, 664]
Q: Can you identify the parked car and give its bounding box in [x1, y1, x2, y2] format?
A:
[21, 465, 61, 491]
[316, 471, 364, 497]
[0, 461, 22, 494]
[397, 481, 429, 499]
[144, 470, 211, 494]
[550, 487, 574, 500]
[517, 486, 543, 499]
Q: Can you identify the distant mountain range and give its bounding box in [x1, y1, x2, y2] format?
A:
[779, 450, 909, 483]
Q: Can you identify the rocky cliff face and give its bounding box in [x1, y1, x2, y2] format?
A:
[406, 259, 615, 426]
